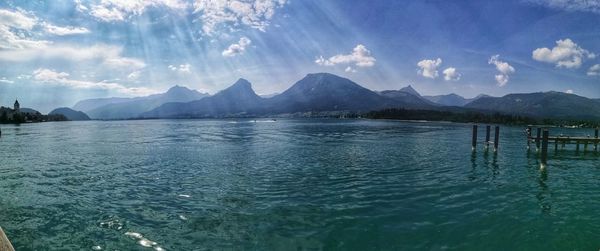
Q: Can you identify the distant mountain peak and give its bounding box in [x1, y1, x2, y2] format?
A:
[166, 85, 193, 93]
[399, 85, 421, 97]
[474, 94, 490, 99]
[219, 78, 260, 99]
[292, 73, 364, 92]
[232, 78, 252, 87]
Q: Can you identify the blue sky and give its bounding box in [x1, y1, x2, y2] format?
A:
[0, 0, 599, 112]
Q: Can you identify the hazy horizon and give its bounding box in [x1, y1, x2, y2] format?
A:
[1, 0, 600, 111]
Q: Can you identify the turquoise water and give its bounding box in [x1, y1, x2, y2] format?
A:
[1, 119, 599, 250]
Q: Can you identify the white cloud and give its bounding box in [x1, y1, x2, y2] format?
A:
[494, 75, 509, 87]
[587, 64, 600, 76]
[417, 58, 442, 79]
[532, 38, 595, 69]
[43, 22, 90, 35]
[488, 55, 515, 87]
[526, 0, 600, 14]
[168, 63, 192, 73]
[222, 37, 251, 57]
[0, 77, 14, 84]
[345, 66, 356, 73]
[88, 0, 187, 22]
[0, 9, 37, 30]
[0, 44, 146, 71]
[316, 44, 376, 70]
[442, 67, 461, 81]
[0, 8, 89, 50]
[193, 0, 288, 34]
[0, 25, 50, 50]
[565, 89, 574, 94]
[74, 0, 89, 12]
[104, 56, 146, 70]
[127, 70, 141, 80]
[90, 4, 125, 21]
[32, 68, 156, 96]
[0, 9, 49, 49]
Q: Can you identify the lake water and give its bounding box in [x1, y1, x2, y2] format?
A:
[1, 119, 599, 250]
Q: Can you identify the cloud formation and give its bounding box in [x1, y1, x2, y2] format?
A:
[43, 23, 90, 35]
[0, 77, 14, 84]
[32, 68, 156, 96]
[168, 63, 192, 73]
[0, 44, 146, 72]
[222, 37, 251, 57]
[442, 67, 461, 81]
[417, 58, 442, 79]
[345, 66, 357, 73]
[532, 38, 595, 69]
[488, 55, 515, 87]
[87, 0, 188, 22]
[588, 64, 600, 76]
[316, 44, 376, 70]
[0, 8, 90, 49]
[526, 0, 600, 14]
[0, 9, 49, 49]
[193, 0, 288, 34]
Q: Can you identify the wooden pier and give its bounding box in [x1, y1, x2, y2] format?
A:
[0, 227, 15, 251]
[526, 126, 600, 165]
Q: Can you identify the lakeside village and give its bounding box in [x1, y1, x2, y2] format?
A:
[0, 99, 67, 124]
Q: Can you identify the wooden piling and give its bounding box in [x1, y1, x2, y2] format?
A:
[0, 227, 15, 251]
[541, 129, 549, 165]
[536, 128, 542, 152]
[595, 128, 599, 151]
[554, 137, 558, 152]
[485, 125, 491, 149]
[494, 126, 500, 152]
[527, 126, 532, 149]
[576, 140, 580, 153]
[472, 125, 477, 151]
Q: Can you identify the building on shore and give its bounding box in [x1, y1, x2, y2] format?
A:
[1, 100, 68, 123]
[0, 100, 22, 121]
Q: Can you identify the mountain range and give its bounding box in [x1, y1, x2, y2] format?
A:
[66, 72, 600, 121]
[141, 73, 436, 118]
[423, 93, 490, 107]
[74, 85, 208, 119]
[465, 92, 600, 119]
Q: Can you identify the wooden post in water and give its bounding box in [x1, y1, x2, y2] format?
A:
[536, 128, 542, 152]
[472, 125, 477, 151]
[527, 126, 532, 149]
[485, 125, 491, 150]
[494, 126, 500, 152]
[0, 227, 15, 251]
[576, 140, 580, 153]
[595, 128, 599, 151]
[554, 137, 558, 152]
[541, 129, 549, 165]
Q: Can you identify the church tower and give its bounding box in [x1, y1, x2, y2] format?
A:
[14, 99, 20, 112]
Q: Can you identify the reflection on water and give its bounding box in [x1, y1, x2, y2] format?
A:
[1, 120, 600, 250]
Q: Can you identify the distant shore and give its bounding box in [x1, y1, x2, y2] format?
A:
[25, 108, 599, 129]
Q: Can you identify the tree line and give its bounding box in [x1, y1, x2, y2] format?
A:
[364, 108, 600, 128]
